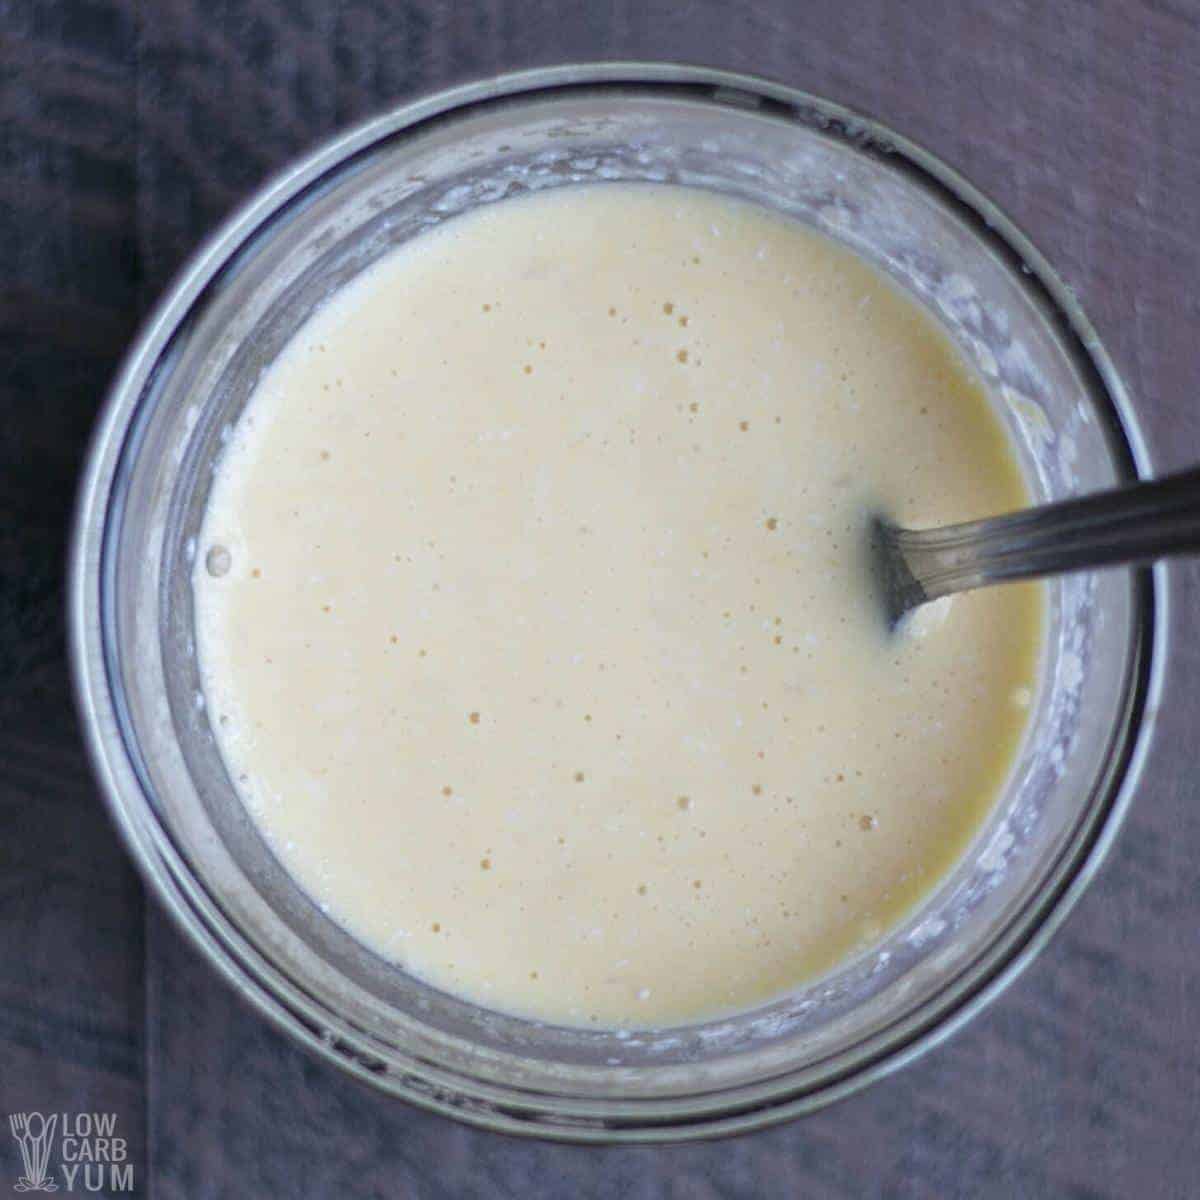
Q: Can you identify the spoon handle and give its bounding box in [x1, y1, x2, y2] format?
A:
[893, 465, 1200, 601]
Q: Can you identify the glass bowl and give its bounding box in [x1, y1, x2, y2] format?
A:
[69, 64, 1163, 1141]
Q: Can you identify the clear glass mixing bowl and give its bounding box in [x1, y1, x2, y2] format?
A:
[69, 65, 1162, 1140]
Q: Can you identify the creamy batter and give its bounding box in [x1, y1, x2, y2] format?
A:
[195, 184, 1041, 1027]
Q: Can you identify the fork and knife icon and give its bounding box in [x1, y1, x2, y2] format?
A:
[8, 1112, 59, 1192]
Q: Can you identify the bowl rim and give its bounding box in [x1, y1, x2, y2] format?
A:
[68, 61, 1165, 1142]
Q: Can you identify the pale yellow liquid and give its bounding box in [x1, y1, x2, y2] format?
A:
[195, 184, 1041, 1027]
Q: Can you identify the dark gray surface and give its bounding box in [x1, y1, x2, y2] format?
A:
[3, 1, 1199, 1196]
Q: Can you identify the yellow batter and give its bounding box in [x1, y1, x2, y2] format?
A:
[194, 184, 1041, 1026]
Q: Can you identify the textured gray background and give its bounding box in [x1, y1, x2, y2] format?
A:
[2, 1, 1199, 1196]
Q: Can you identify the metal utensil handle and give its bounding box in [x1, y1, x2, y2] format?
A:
[895, 465, 1200, 599]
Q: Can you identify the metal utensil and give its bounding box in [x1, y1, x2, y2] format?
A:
[871, 465, 1200, 628]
